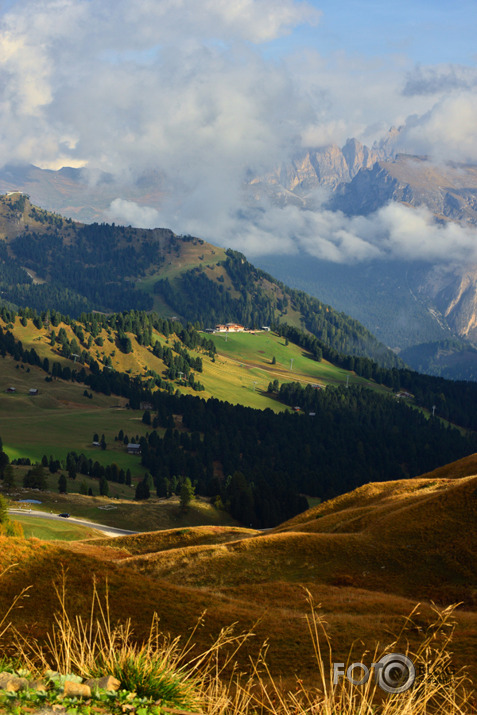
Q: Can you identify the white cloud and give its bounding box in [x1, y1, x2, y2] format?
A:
[107, 198, 161, 228]
[161, 197, 477, 266]
[394, 92, 477, 164]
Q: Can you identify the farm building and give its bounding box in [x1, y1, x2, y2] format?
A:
[214, 323, 245, 332]
[127, 443, 141, 455]
[29, 388, 39, 395]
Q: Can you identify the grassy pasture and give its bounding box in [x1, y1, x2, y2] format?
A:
[108, 470, 477, 609]
[0, 357, 150, 475]
[205, 331, 385, 403]
[0, 455, 477, 690]
[137, 243, 226, 289]
[0, 397, 150, 473]
[2, 533, 468, 692]
[96, 524, 258, 555]
[12, 514, 101, 541]
[2, 315, 389, 417]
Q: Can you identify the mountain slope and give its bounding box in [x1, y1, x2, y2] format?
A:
[4, 151, 477, 372]
[2, 457, 477, 688]
[0, 193, 400, 366]
[114, 471, 477, 606]
[400, 339, 477, 380]
[2, 304, 477, 529]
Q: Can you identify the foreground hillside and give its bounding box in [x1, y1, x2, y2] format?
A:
[99, 465, 477, 607]
[1, 463, 477, 698]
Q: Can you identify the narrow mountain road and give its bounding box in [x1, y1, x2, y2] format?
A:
[8, 508, 138, 537]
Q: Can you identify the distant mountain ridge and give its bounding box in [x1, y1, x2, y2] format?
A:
[329, 154, 477, 225]
[0, 163, 165, 224]
[247, 136, 389, 208]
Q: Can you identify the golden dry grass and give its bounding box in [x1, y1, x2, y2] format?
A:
[4, 573, 476, 714]
[0, 528, 475, 694]
[94, 524, 259, 555]
[95, 474, 477, 609]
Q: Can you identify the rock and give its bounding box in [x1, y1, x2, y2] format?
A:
[62, 680, 91, 697]
[29, 678, 47, 691]
[85, 674, 121, 691]
[0, 672, 29, 691]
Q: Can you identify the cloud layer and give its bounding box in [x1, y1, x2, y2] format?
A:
[1, 0, 477, 266]
[108, 195, 477, 267]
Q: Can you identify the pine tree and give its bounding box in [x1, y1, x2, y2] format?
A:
[3, 465, 15, 489]
[99, 475, 109, 496]
[180, 478, 195, 510]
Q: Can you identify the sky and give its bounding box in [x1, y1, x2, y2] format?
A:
[1, 0, 477, 262]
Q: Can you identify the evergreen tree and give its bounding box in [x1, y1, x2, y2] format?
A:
[23, 464, 47, 490]
[58, 474, 67, 493]
[99, 475, 109, 496]
[142, 410, 151, 425]
[0, 451, 9, 479]
[3, 465, 15, 489]
[135, 477, 150, 500]
[180, 477, 195, 510]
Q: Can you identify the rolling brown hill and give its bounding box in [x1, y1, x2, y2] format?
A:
[93, 471, 477, 607]
[2, 461, 476, 688]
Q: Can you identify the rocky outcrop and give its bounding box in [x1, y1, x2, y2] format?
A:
[419, 265, 477, 343]
[0, 672, 30, 691]
[329, 155, 477, 224]
[250, 138, 383, 207]
[85, 674, 121, 691]
[276, 139, 381, 195]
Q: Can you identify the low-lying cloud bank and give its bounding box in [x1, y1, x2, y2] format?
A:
[108, 197, 477, 266]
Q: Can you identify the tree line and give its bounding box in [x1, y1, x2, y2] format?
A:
[275, 323, 477, 431]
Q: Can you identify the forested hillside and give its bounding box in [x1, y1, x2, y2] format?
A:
[1, 304, 476, 527]
[0, 193, 400, 367]
[155, 249, 402, 365]
[400, 339, 477, 381]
